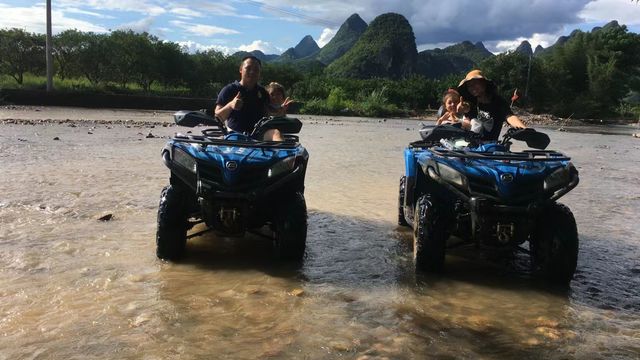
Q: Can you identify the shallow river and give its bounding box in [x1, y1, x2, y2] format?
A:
[1, 109, 639, 359]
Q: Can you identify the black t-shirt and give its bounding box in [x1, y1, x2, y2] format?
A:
[467, 95, 513, 141]
[216, 81, 269, 133]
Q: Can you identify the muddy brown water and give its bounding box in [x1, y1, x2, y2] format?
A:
[1, 107, 639, 359]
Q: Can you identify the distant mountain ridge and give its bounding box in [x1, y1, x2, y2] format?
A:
[325, 13, 417, 79]
[231, 49, 278, 62]
[274, 35, 320, 62]
[232, 16, 632, 80]
[416, 41, 493, 78]
[315, 13, 368, 65]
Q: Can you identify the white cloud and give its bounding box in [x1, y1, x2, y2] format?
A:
[62, 7, 115, 19]
[170, 20, 239, 36]
[0, 4, 107, 33]
[117, 17, 156, 33]
[494, 32, 562, 53]
[199, 2, 261, 19]
[579, 0, 640, 25]
[177, 40, 235, 54]
[238, 40, 282, 54]
[317, 27, 337, 47]
[57, 0, 166, 16]
[170, 7, 203, 18]
[265, 0, 592, 44]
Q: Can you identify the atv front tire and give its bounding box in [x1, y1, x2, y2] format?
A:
[274, 192, 307, 261]
[531, 203, 579, 284]
[413, 195, 446, 272]
[398, 176, 409, 227]
[156, 185, 189, 261]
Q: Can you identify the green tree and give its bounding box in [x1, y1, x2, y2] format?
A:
[76, 32, 111, 86]
[0, 28, 45, 84]
[106, 30, 151, 89]
[53, 29, 86, 80]
[155, 41, 189, 89]
[185, 50, 237, 97]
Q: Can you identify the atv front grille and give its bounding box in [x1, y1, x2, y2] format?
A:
[233, 165, 269, 185]
[197, 163, 270, 188]
[468, 176, 544, 203]
[198, 164, 222, 181]
[468, 176, 497, 197]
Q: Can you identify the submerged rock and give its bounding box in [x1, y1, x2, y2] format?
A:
[97, 213, 113, 221]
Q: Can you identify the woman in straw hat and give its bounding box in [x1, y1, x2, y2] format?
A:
[457, 69, 527, 141]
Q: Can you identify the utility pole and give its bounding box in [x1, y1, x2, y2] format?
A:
[524, 54, 532, 99]
[46, 0, 54, 91]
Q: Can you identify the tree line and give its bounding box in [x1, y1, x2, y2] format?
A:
[1, 27, 638, 118]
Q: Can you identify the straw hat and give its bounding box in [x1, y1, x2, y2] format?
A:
[457, 69, 496, 96]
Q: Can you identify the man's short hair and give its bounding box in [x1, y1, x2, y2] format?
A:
[241, 55, 262, 67]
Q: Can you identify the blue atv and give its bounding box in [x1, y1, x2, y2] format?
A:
[399, 125, 579, 283]
[156, 111, 309, 262]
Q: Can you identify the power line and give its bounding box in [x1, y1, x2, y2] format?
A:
[240, 0, 340, 27]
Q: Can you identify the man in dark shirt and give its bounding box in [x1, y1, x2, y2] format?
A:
[215, 56, 281, 139]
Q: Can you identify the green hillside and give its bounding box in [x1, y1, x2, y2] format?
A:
[325, 13, 417, 79]
[315, 13, 367, 65]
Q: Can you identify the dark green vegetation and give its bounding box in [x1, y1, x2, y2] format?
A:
[325, 13, 417, 79]
[315, 14, 368, 65]
[1, 14, 639, 119]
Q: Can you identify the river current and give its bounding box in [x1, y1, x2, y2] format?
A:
[1, 109, 638, 359]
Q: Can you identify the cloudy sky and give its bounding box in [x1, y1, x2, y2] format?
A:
[1, 0, 639, 54]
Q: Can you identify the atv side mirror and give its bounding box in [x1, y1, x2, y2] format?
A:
[508, 128, 550, 150]
[174, 110, 222, 128]
[251, 116, 303, 138]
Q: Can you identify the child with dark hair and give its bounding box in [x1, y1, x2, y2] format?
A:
[436, 88, 470, 126]
[266, 82, 294, 117]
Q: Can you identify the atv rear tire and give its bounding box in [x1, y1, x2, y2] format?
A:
[274, 192, 307, 261]
[398, 176, 409, 227]
[531, 203, 579, 284]
[156, 185, 189, 261]
[413, 195, 446, 272]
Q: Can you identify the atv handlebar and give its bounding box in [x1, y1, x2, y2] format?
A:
[414, 124, 550, 150]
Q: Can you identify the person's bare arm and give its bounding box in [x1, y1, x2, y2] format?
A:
[268, 97, 293, 117]
[215, 92, 242, 121]
[506, 114, 526, 128]
[436, 112, 450, 125]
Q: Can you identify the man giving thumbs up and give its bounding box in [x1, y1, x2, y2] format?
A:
[215, 55, 270, 134]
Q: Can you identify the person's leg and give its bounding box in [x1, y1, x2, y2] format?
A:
[262, 129, 283, 141]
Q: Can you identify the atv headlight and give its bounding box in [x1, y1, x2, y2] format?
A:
[544, 165, 571, 191]
[268, 156, 296, 178]
[173, 147, 197, 173]
[436, 163, 468, 189]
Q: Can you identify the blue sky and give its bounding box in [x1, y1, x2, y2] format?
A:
[1, 0, 639, 54]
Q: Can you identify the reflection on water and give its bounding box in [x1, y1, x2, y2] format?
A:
[0, 118, 639, 359]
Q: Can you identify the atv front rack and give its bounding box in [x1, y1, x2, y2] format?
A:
[172, 133, 300, 149]
[430, 148, 571, 162]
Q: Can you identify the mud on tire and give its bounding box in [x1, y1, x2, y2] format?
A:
[398, 176, 409, 227]
[274, 192, 307, 261]
[156, 185, 189, 261]
[530, 203, 579, 284]
[413, 194, 446, 272]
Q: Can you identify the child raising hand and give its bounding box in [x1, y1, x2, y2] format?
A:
[436, 89, 470, 126]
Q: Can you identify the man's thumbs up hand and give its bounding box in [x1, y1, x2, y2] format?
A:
[230, 91, 243, 110]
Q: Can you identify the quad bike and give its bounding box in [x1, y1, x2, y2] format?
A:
[156, 111, 309, 262]
[399, 125, 579, 283]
